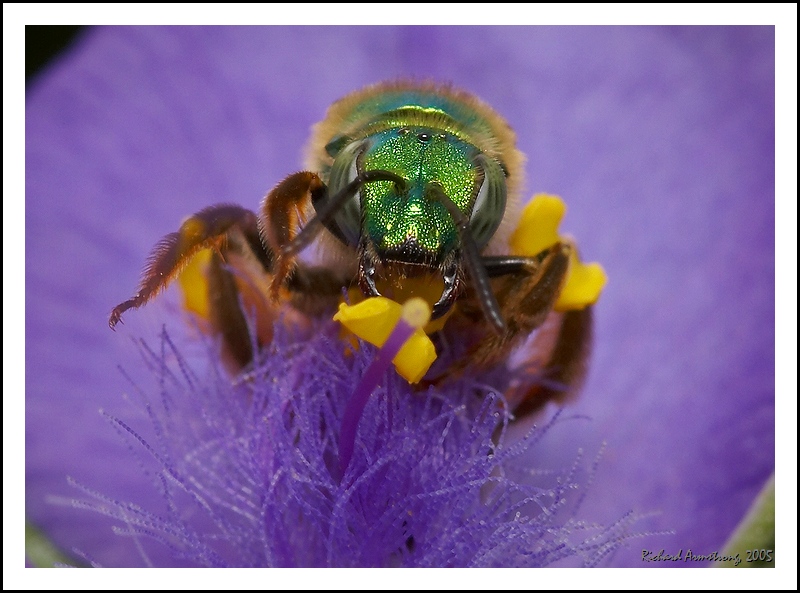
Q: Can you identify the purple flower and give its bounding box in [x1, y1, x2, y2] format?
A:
[62, 322, 638, 568]
[25, 26, 775, 568]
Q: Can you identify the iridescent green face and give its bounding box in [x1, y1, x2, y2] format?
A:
[359, 126, 477, 261]
[323, 123, 507, 268]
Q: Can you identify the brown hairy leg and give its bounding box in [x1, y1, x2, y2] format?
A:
[108, 172, 347, 372]
[109, 172, 332, 330]
[259, 171, 326, 299]
[461, 242, 572, 368]
[437, 242, 593, 416]
[484, 244, 594, 417]
[109, 204, 264, 329]
[506, 306, 594, 418]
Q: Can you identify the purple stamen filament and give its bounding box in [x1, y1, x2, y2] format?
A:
[339, 298, 431, 478]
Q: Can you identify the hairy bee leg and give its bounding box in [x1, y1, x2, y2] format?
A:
[259, 172, 326, 299]
[484, 243, 572, 340]
[438, 243, 571, 380]
[483, 246, 594, 417]
[508, 306, 593, 418]
[204, 249, 254, 371]
[199, 238, 347, 373]
[109, 204, 263, 329]
[261, 170, 406, 299]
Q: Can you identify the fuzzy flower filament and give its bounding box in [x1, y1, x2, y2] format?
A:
[64, 320, 640, 567]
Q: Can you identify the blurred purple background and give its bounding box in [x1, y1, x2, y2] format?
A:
[25, 26, 774, 567]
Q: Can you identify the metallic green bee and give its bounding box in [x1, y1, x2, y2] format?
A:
[110, 80, 593, 415]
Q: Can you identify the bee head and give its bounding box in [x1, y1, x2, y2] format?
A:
[317, 126, 507, 322]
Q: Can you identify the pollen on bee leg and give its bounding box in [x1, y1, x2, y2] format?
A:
[177, 248, 213, 321]
[338, 297, 434, 477]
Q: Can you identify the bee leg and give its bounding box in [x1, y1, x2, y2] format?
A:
[483, 245, 594, 417]
[259, 172, 326, 299]
[184, 233, 345, 373]
[439, 243, 591, 414]
[110, 197, 347, 373]
[437, 244, 568, 375]
[507, 306, 593, 418]
[202, 247, 255, 371]
[109, 204, 264, 329]
[262, 170, 406, 297]
[480, 243, 573, 352]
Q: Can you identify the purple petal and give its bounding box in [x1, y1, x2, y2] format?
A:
[26, 26, 774, 567]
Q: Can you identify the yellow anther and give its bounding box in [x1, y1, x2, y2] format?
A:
[334, 297, 437, 384]
[509, 194, 565, 257]
[554, 250, 607, 312]
[509, 193, 607, 311]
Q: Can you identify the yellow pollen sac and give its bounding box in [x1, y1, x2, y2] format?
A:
[178, 248, 213, 320]
[510, 193, 607, 311]
[333, 296, 437, 384]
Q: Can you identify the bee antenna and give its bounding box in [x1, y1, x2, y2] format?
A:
[282, 170, 406, 257]
[428, 184, 506, 334]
